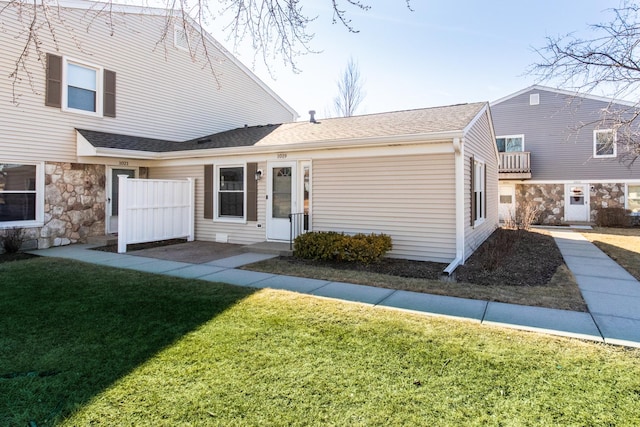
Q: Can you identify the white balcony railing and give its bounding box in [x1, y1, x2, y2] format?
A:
[499, 152, 531, 173]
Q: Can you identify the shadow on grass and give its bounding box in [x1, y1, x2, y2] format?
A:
[0, 257, 255, 426]
[589, 239, 640, 281]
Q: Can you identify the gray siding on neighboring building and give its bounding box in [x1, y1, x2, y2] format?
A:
[491, 88, 639, 181]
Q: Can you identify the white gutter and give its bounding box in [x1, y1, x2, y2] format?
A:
[444, 136, 465, 275]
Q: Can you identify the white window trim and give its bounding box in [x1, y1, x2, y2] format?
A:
[626, 183, 640, 216]
[593, 129, 617, 158]
[473, 158, 486, 227]
[495, 134, 525, 152]
[61, 56, 104, 117]
[0, 161, 45, 229]
[214, 164, 247, 223]
[174, 24, 189, 51]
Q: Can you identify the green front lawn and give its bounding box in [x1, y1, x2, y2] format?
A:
[2, 258, 640, 426]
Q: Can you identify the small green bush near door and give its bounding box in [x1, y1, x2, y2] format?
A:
[294, 231, 392, 264]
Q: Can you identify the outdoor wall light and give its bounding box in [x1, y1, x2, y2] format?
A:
[255, 169, 263, 181]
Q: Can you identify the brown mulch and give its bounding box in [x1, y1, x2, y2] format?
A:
[279, 256, 447, 280]
[455, 228, 563, 286]
[279, 228, 563, 287]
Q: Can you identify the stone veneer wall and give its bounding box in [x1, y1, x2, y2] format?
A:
[590, 183, 625, 221]
[512, 182, 627, 225]
[515, 183, 565, 225]
[33, 163, 106, 249]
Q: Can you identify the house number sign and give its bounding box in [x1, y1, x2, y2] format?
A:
[276, 153, 287, 159]
[119, 161, 129, 166]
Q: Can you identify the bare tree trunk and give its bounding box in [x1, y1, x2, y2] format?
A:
[333, 56, 365, 117]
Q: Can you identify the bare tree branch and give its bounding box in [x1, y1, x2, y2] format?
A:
[333, 56, 365, 117]
[1, 0, 412, 101]
[531, 0, 640, 166]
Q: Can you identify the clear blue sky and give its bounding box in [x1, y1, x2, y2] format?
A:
[205, 0, 616, 120]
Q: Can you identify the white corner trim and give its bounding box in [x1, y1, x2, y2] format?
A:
[450, 137, 465, 271]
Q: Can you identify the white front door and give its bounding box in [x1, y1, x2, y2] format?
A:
[267, 162, 297, 241]
[565, 184, 590, 222]
[106, 167, 137, 234]
[498, 184, 516, 222]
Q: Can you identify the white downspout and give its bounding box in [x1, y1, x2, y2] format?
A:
[444, 137, 465, 275]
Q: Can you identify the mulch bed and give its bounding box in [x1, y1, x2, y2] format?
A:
[282, 228, 563, 287]
[280, 256, 448, 280]
[455, 228, 563, 286]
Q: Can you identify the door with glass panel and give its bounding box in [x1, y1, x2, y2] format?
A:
[498, 184, 516, 223]
[267, 162, 297, 241]
[565, 184, 589, 222]
[107, 167, 136, 234]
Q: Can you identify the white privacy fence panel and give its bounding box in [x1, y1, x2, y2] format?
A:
[118, 176, 195, 253]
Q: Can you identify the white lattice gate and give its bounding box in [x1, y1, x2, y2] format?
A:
[117, 176, 195, 253]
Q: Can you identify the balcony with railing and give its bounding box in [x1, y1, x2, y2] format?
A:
[498, 152, 531, 179]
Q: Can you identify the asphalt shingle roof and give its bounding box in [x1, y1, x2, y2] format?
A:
[78, 102, 486, 153]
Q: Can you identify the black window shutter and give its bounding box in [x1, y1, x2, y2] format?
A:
[45, 53, 62, 108]
[104, 70, 116, 117]
[246, 163, 258, 221]
[204, 165, 213, 219]
[470, 155, 475, 227]
[483, 163, 487, 220]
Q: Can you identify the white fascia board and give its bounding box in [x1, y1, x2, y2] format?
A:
[81, 130, 463, 161]
[160, 130, 465, 160]
[501, 179, 640, 185]
[491, 84, 637, 108]
[76, 132, 98, 157]
[462, 103, 499, 164]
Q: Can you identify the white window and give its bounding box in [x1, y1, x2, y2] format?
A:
[473, 159, 486, 225]
[174, 25, 189, 50]
[628, 184, 640, 215]
[529, 93, 540, 105]
[216, 165, 245, 221]
[496, 135, 524, 152]
[62, 57, 103, 116]
[0, 162, 44, 228]
[594, 129, 617, 158]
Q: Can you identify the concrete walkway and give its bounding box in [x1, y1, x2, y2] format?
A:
[548, 229, 640, 347]
[28, 235, 640, 348]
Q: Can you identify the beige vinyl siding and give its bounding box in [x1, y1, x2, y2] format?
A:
[0, 5, 295, 164]
[312, 154, 456, 263]
[150, 164, 267, 244]
[464, 110, 498, 258]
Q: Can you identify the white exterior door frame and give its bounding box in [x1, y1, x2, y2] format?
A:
[498, 184, 516, 223]
[106, 166, 138, 234]
[564, 183, 590, 222]
[266, 161, 298, 241]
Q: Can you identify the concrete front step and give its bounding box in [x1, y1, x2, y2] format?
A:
[242, 241, 293, 257]
[86, 235, 118, 246]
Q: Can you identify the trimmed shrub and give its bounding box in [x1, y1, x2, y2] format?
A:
[294, 231, 392, 264]
[1, 228, 24, 254]
[595, 207, 632, 227]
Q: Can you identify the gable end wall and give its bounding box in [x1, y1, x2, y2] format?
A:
[464, 109, 498, 259]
